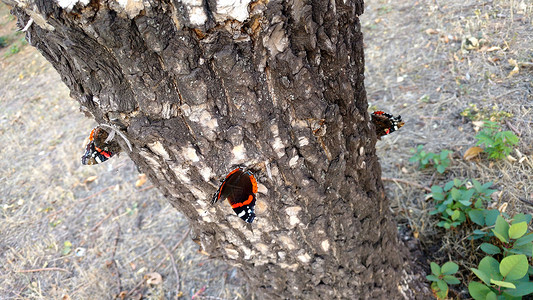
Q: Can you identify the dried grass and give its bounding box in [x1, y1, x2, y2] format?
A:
[0, 4, 247, 299]
[364, 0, 532, 295]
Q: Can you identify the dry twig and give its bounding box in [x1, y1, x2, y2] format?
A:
[158, 238, 181, 298]
[126, 227, 191, 297]
[505, 120, 522, 137]
[90, 201, 125, 232]
[16, 267, 69, 273]
[382, 177, 432, 193]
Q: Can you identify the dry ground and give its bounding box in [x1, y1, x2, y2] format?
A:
[0, 4, 247, 300]
[363, 0, 533, 297]
[0, 0, 532, 299]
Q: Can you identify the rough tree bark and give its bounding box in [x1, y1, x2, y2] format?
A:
[7, 0, 416, 298]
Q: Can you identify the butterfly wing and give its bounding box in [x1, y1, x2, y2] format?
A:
[212, 168, 257, 223]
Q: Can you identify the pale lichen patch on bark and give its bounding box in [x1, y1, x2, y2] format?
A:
[188, 186, 207, 200]
[298, 136, 309, 147]
[182, 145, 200, 162]
[297, 252, 311, 263]
[199, 166, 213, 182]
[279, 235, 296, 250]
[254, 242, 269, 254]
[279, 262, 299, 271]
[213, 0, 251, 23]
[187, 106, 218, 140]
[139, 149, 161, 170]
[321, 239, 330, 252]
[231, 144, 246, 163]
[256, 183, 267, 195]
[170, 164, 191, 184]
[241, 246, 253, 259]
[262, 19, 289, 57]
[148, 141, 170, 160]
[56, 0, 89, 11]
[288, 155, 299, 167]
[197, 208, 214, 222]
[180, 0, 207, 26]
[225, 247, 239, 259]
[116, 0, 144, 18]
[285, 206, 301, 216]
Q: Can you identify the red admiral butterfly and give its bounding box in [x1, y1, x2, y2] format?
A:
[212, 168, 258, 223]
[81, 127, 120, 165]
[371, 111, 404, 139]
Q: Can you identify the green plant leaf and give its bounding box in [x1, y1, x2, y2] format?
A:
[437, 279, 448, 295]
[442, 275, 460, 285]
[436, 165, 445, 174]
[444, 181, 454, 191]
[493, 215, 510, 243]
[500, 254, 528, 281]
[459, 199, 473, 206]
[480, 243, 501, 255]
[469, 209, 485, 226]
[512, 213, 532, 225]
[431, 282, 448, 300]
[451, 188, 462, 200]
[509, 243, 533, 257]
[468, 281, 492, 300]
[484, 210, 500, 226]
[473, 179, 482, 193]
[503, 281, 533, 297]
[477, 256, 502, 282]
[431, 185, 443, 194]
[462, 188, 475, 201]
[486, 291, 497, 300]
[490, 279, 516, 289]
[430, 262, 441, 276]
[451, 210, 461, 221]
[441, 261, 459, 275]
[426, 274, 439, 282]
[471, 268, 491, 285]
[509, 222, 527, 239]
[515, 233, 533, 247]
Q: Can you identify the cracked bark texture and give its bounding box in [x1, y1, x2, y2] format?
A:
[7, 0, 410, 298]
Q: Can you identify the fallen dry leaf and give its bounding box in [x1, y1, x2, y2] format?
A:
[472, 121, 485, 132]
[117, 291, 127, 300]
[508, 59, 519, 77]
[84, 176, 98, 184]
[135, 174, 147, 187]
[486, 46, 501, 52]
[498, 202, 508, 213]
[145, 272, 162, 285]
[463, 146, 484, 160]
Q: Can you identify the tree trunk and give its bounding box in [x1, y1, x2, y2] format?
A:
[7, 0, 414, 298]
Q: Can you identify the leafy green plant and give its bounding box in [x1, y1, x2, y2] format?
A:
[475, 121, 519, 160]
[480, 214, 533, 257]
[426, 261, 460, 299]
[429, 179, 496, 229]
[8, 44, 20, 54]
[468, 209, 500, 240]
[468, 213, 533, 299]
[409, 145, 452, 174]
[469, 255, 533, 299]
[0, 36, 7, 48]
